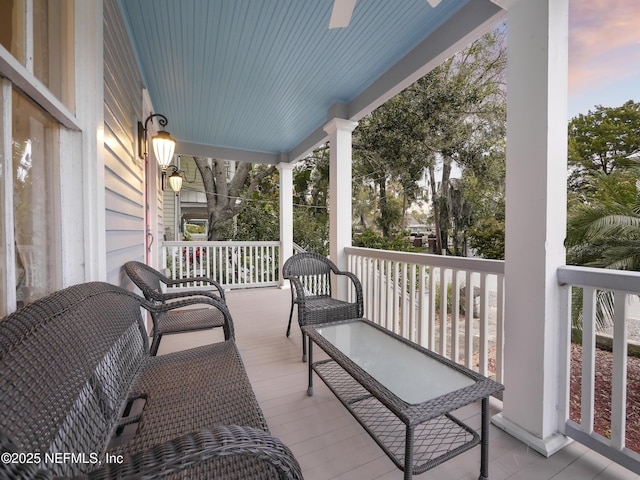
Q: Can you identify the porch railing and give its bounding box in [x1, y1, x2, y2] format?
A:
[161, 241, 280, 290]
[344, 246, 505, 383]
[558, 265, 640, 474]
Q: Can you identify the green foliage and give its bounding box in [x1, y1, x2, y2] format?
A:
[375, 193, 404, 238]
[351, 26, 507, 252]
[468, 217, 505, 260]
[434, 281, 466, 316]
[566, 133, 640, 270]
[234, 201, 279, 241]
[293, 208, 329, 256]
[408, 28, 506, 254]
[565, 101, 640, 341]
[568, 100, 640, 198]
[353, 229, 418, 252]
[292, 151, 330, 255]
[353, 94, 424, 238]
[182, 222, 207, 241]
[294, 150, 329, 213]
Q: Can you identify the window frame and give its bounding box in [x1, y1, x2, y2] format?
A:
[0, 0, 103, 315]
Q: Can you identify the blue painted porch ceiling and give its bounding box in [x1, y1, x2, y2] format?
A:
[120, 0, 468, 156]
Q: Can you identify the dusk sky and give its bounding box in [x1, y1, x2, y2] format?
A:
[568, 0, 640, 119]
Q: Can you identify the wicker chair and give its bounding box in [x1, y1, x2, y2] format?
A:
[283, 252, 363, 362]
[125, 261, 227, 355]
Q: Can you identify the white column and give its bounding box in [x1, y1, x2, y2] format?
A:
[492, 0, 571, 456]
[278, 162, 294, 288]
[324, 118, 358, 300]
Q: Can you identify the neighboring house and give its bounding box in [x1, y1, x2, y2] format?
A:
[3, 1, 612, 470]
[163, 156, 208, 241]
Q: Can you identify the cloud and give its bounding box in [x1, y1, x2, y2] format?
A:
[569, 0, 640, 94]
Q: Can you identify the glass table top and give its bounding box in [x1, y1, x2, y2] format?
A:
[316, 320, 475, 404]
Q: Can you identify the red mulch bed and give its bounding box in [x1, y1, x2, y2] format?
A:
[569, 343, 640, 452]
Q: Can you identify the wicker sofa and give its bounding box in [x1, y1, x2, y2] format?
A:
[0, 282, 302, 480]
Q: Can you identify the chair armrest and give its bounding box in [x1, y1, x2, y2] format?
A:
[286, 276, 308, 303]
[156, 288, 225, 304]
[336, 270, 362, 289]
[164, 276, 226, 301]
[335, 271, 364, 316]
[142, 295, 235, 340]
[327, 262, 363, 290]
[82, 426, 302, 480]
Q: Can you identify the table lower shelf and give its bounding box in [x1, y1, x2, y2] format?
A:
[312, 358, 481, 475]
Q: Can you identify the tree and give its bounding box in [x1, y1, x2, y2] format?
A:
[566, 100, 640, 270]
[565, 168, 640, 341]
[567, 169, 640, 270]
[351, 26, 507, 252]
[461, 151, 506, 258]
[568, 101, 640, 199]
[292, 149, 330, 254]
[468, 217, 505, 259]
[193, 157, 276, 240]
[406, 27, 507, 254]
[231, 198, 279, 241]
[353, 94, 423, 238]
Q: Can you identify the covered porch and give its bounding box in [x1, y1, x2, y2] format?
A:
[161, 286, 637, 479]
[118, 0, 582, 466]
[1, 0, 639, 476]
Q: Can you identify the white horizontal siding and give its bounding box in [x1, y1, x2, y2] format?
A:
[104, 0, 146, 286]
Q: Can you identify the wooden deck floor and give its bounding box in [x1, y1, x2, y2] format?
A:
[158, 287, 639, 480]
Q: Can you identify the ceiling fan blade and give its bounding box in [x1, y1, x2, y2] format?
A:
[329, 0, 357, 29]
[426, 0, 442, 7]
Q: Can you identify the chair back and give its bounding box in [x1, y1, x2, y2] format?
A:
[125, 261, 167, 302]
[0, 282, 148, 478]
[282, 252, 334, 297]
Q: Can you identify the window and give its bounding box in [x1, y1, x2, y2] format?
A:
[0, 0, 85, 316]
[33, 0, 75, 110]
[0, 0, 26, 65]
[0, 0, 75, 110]
[12, 89, 61, 308]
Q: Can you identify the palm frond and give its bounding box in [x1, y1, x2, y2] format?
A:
[586, 214, 640, 239]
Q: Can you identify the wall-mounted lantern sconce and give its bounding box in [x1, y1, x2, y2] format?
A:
[138, 113, 178, 189]
[167, 165, 183, 195]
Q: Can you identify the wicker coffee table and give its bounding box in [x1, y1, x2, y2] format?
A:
[303, 318, 504, 480]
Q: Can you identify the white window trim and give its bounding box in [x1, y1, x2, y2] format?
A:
[0, 46, 80, 132]
[1, 79, 17, 313]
